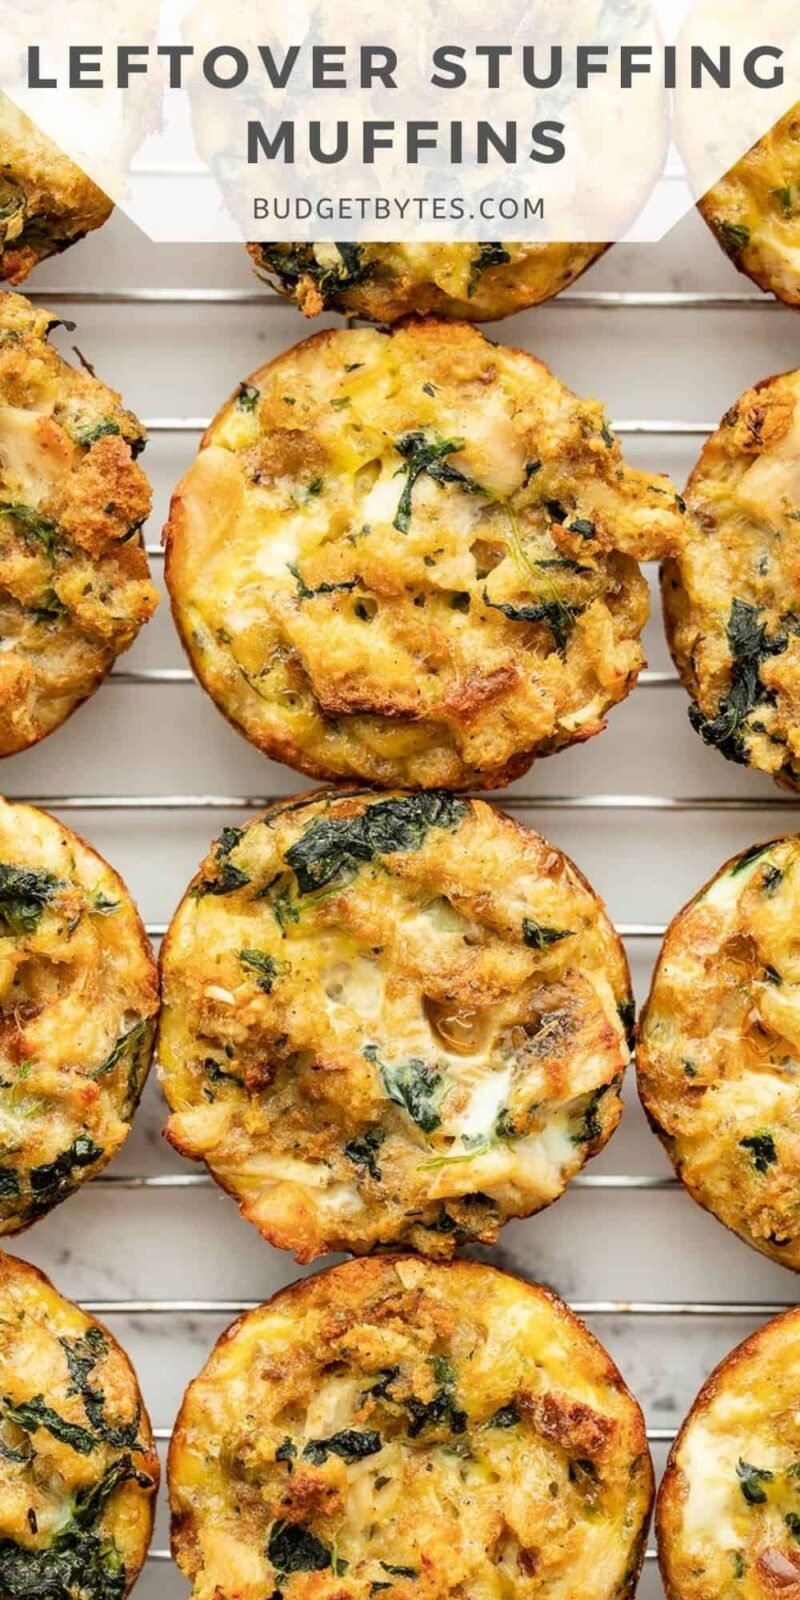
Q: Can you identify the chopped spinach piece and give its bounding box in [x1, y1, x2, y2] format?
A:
[361, 1368, 400, 1402]
[369, 1048, 443, 1133]
[405, 1356, 466, 1438]
[59, 1329, 142, 1452]
[468, 242, 511, 293]
[238, 949, 278, 993]
[732, 841, 777, 876]
[29, 1136, 104, 1213]
[0, 503, 60, 558]
[762, 864, 784, 895]
[3, 1396, 96, 1455]
[257, 243, 373, 309]
[690, 600, 788, 763]
[522, 918, 574, 950]
[0, 1167, 20, 1198]
[302, 1429, 382, 1465]
[237, 384, 260, 412]
[268, 1521, 331, 1574]
[571, 1086, 610, 1145]
[737, 1458, 773, 1504]
[0, 1454, 150, 1600]
[785, 1513, 800, 1543]
[715, 221, 751, 259]
[523, 460, 542, 483]
[569, 518, 596, 539]
[0, 863, 61, 935]
[740, 1131, 777, 1174]
[74, 420, 121, 448]
[91, 1020, 147, 1081]
[285, 793, 466, 895]
[30, 588, 67, 622]
[393, 430, 486, 533]
[276, 1437, 296, 1467]
[380, 1565, 418, 1580]
[289, 562, 358, 600]
[487, 1404, 520, 1428]
[617, 999, 636, 1048]
[194, 826, 251, 896]
[343, 1128, 384, 1182]
[482, 588, 576, 653]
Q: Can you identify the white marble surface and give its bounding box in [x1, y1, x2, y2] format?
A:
[5, 209, 800, 1597]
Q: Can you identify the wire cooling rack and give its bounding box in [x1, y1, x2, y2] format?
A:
[9, 218, 800, 1594]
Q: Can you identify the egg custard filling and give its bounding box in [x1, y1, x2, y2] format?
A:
[164, 319, 686, 790]
[158, 789, 631, 1260]
[638, 834, 800, 1270]
[0, 1249, 158, 1600]
[0, 798, 159, 1233]
[658, 1308, 800, 1600]
[170, 1257, 654, 1600]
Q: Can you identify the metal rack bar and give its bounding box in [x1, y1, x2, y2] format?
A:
[106, 665, 681, 688]
[95, 1171, 679, 1191]
[27, 288, 777, 312]
[78, 1297, 788, 1317]
[141, 415, 712, 437]
[19, 794, 800, 815]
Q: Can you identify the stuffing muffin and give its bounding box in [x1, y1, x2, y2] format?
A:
[0, 96, 113, 284]
[0, 796, 159, 1233]
[158, 788, 632, 1261]
[698, 102, 800, 305]
[246, 242, 608, 323]
[0, 291, 158, 756]
[164, 319, 686, 791]
[637, 835, 800, 1271]
[169, 1255, 654, 1600]
[0, 1248, 159, 1600]
[658, 1307, 800, 1600]
[663, 370, 800, 789]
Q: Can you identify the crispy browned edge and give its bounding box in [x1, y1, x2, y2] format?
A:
[661, 368, 800, 794]
[635, 831, 800, 1270]
[158, 787, 632, 1262]
[0, 1242, 160, 1588]
[161, 318, 648, 790]
[244, 244, 611, 325]
[168, 1252, 654, 1592]
[696, 196, 800, 309]
[0, 797, 160, 1236]
[656, 1305, 800, 1600]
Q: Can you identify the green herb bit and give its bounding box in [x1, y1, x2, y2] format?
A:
[392, 430, 486, 533]
[285, 792, 466, 895]
[736, 1458, 773, 1504]
[522, 918, 574, 950]
[0, 502, 60, 558]
[236, 384, 260, 412]
[369, 1047, 443, 1133]
[268, 1521, 331, 1573]
[238, 949, 279, 993]
[0, 863, 62, 935]
[740, 1131, 777, 1174]
[74, 419, 122, 448]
